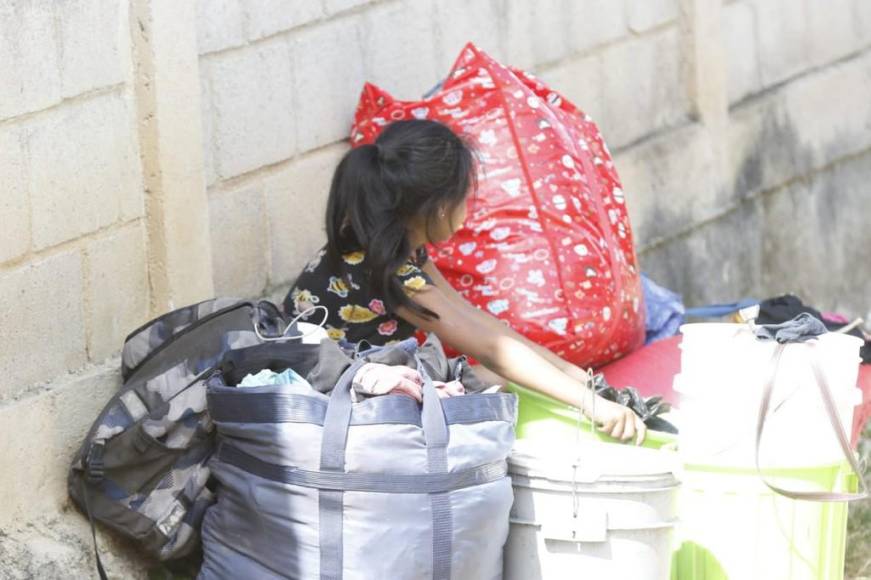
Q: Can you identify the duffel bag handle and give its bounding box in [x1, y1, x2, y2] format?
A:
[317, 345, 452, 580]
[755, 342, 868, 501]
[415, 354, 450, 469]
[319, 348, 449, 473]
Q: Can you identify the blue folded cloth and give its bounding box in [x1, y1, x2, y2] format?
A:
[641, 273, 685, 344]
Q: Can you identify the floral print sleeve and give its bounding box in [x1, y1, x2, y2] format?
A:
[283, 245, 434, 347]
[396, 246, 433, 295]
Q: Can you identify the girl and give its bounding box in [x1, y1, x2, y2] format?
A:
[285, 119, 646, 445]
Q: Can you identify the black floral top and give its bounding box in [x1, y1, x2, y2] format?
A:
[283, 245, 433, 346]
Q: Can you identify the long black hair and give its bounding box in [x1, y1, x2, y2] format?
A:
[325, 119, 479, 320]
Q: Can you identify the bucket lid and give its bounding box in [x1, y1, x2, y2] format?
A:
[509, 438, 680, 484]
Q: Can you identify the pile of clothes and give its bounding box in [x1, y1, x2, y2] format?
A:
[236, 335, 501, 403]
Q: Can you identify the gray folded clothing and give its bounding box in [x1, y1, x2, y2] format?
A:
[754, 312, 828, 344]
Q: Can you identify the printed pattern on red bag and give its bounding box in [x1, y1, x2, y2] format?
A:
[350, 42, 645, 369]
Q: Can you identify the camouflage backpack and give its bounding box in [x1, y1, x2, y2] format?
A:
[68, 297, 307, 577]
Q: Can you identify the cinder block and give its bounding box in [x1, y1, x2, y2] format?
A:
[324, 0, 372, 16]
[0, 362, 119, 529]
[751, 0, 810, 87]
[781, 52, 871, 165]
[858, 0, 871, 41]
[292, 16, 365, 152]
[209, 184, 269, 298]
[597, 26, 691, 149]
[723, 0, 761, 104]
[359, 0, 439, 101]
[0, 126, 30, 263]
[501, 0, 577, 70]
[265, 143, 346, 286]
[56, 0, 129, 98]
[759, 180, 823, 303]
[527, 0, 574, 65]
[565, 0, 627, 54]
[0, 2, 61, 120]
[0, 361, 151, 579]
[638, 198, 765, 306]
[195, 0, 246, 55]
[245, 0, 323, 41]
[118, 94, 146, 222]
[760, 152, 871, 314]
[204, 41, 297, 179]
[729, 51, 871, 197]
[626, 0, 679, 33]
[615, 123, 721, 248]
[26, 94, 141, 250]
[500, 1, 536, 70]
[728, 95, 799, 199]
[812, 154, 871, 313]
[84, 222, 149, 363]
[806, 0, 864, 67]
[0, 250, 86, 400]
[538, 51, 606, 125]
[200, 74, 219, 186]
[433, 0, 504, 71]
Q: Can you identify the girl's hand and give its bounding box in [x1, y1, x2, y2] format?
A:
[584, 395, 647, 446]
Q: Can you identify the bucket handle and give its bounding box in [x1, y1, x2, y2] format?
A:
[755, 341, 868, 501]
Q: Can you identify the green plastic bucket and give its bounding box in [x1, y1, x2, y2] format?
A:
[506, 382, 858, 580]
[671, 461, 858, 580]
[506, 382, 677, 450]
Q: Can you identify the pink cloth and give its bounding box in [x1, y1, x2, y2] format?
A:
[432, 380, 466, 399]
[853, 364, 871, 449]
[351, 363, 466, 402]
[821, 311, 850, 325]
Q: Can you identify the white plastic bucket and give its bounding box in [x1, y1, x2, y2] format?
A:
[504, 439, 680, 580]
[678, 323, 862, 385]
[675, 323, 863, 467]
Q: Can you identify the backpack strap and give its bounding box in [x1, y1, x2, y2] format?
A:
[82, 440, 109, 580]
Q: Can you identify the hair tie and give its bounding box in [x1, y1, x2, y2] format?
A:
[372, 142, 391, 165]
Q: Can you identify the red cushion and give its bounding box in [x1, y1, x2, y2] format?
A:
[853, 364, 871, 448]
[598, 335, 871, 450]
[597, 335, 681, 405]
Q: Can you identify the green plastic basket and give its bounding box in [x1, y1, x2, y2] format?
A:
[506, 382, 677, 450]
[672, 461, 858, 580]
[507, 382, 857, 580]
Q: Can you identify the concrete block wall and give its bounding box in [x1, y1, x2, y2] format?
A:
[1, 0, 870, 577]
[1, 0, 210, 577]
[0, 1, 152, 577]
[198, 0, 871, 316]
[631, 0, 871, 312]
[196, 0, 694, 303]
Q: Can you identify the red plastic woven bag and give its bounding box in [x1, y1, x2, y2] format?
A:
[350, 42, 645, 368]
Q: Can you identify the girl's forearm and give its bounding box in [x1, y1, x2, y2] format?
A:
[475, 334, 595, 410]
[462, 301, 594, 387]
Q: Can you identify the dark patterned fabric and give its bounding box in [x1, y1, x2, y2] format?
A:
[285, 245, 433, 347]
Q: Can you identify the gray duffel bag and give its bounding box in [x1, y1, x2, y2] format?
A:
[198, 339, 517, 580]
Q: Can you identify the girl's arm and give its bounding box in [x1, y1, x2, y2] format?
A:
[423, 262, 604, 385]
[398, 264, 646, 444]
